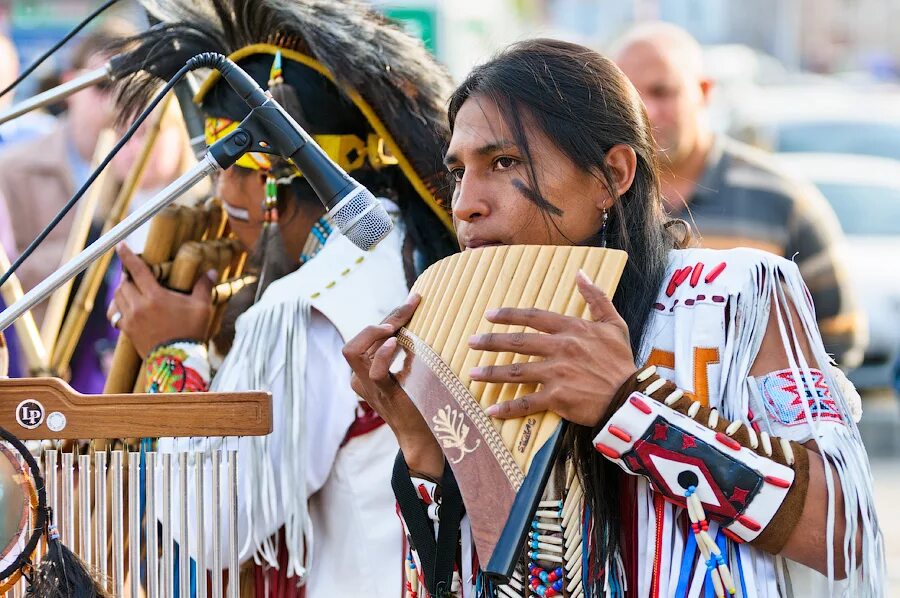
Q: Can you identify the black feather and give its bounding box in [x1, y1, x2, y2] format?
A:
[27, 536, 110, 598]
[110, 0, 456, 219]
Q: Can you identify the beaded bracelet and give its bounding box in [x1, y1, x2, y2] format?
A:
[144, 340, 210, 393]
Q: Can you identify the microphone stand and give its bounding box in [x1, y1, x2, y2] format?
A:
[0, 65, 111, 126]
[0, 122, 252, 332]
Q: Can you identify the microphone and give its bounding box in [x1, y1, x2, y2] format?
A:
[197, 54, 393, 251]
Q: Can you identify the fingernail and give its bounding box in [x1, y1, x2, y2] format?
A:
[576, 269, 591, 284]
[468, 334, 482, 347]
[484, 404, 499, 416]
[485, 308, 499, 319]
[379, 323, 394, 331]
[406, 291, 420, 305]
[469, 367, 484, 378]
[384, 337, 397, 349]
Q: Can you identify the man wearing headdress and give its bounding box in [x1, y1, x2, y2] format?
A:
[106, 0, 457, 595]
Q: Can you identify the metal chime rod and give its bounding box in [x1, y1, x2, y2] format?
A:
[146, 451, 159, 598]
[110, 450, 124, 596]
[227, 450, 239, 598]
[94, 451, 108, 582]
[128, 451, 141, 598]
[211, 450, 222, 597]
[161, 453, 173, 594]
[44, 449, 58, 557]
[78, 453, 92, 565]
[16, 456, 27, 596]
[195, 450, 207, 598]
[61, 451, 74, 545]
[179, 452, 190, 598]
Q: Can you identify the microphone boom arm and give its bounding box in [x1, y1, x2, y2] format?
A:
[0, 65, 111, 126]
[0, 121, 251, 332]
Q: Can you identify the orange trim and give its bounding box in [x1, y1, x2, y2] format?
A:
[195, 43, 453, 230]
[646, 348, 675, 370]
[693, 347, 720, 408]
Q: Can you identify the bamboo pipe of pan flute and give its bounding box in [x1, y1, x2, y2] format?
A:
[521, 250, 626, 463]
[52, 95, 173, 375]
[40, 129, 118, 355]
[0, 243, 49, 373]
[103, 205, 181, 394]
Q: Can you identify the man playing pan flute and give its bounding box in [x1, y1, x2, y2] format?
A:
[106, 0, 457, 594]
[345, 40, 883, 597]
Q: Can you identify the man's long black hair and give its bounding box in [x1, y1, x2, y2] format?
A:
[447, 38, 680, 585]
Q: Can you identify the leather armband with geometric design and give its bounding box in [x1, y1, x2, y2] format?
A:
[593, 367, 809, 557]
[144, 340, 211, 393]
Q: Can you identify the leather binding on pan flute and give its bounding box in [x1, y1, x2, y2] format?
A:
[395, 245, 627, 582]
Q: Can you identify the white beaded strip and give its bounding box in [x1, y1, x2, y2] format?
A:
[644, 377, 666, 396]
[746, 424, 759, 450]
[636, 365, 657, 382]
[533, 521, 563, 533]
[780, 438, 795, 465]
[688, 401, 701, 418]
[562, 461, 584, 597]
[530, 533, 563, 546]
[534, 541, 564, 554]
[707, 408, 719, 429]
[529, 551, 563, 563]
[535, 509, 563, 519]
[760, 431, 773, 457]
[725, 420, 743, 436]
[664, 388, 684, 406]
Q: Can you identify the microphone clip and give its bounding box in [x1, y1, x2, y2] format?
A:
[209, 101, 309, 168]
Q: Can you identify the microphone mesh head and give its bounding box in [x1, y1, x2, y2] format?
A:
[326, 186, 394, 251]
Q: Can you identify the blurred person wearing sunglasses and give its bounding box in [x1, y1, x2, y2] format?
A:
[612, 23, 865, 371]
[0, 21, 135, 322]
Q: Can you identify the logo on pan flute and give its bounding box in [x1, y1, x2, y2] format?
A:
[433, 405, 481, 464]
[15, 399, 44, 429]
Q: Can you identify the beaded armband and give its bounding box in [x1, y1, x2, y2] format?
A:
[594, 367, 810, 560]
[144, 340, 211, 393]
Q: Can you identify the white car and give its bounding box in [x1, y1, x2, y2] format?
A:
[777, 153, 900, 389]
[731, 87, 900, 162]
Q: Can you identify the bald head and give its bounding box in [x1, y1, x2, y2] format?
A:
[0, 36, 19, 109]
[611, 22, 713, 168]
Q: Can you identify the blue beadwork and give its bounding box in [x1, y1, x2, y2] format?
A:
[299, 216, 334, 265]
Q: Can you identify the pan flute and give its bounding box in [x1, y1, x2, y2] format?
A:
[0, 377, 271, 597]
[395, 245, 627, 581]
[104, 200, 251, 394]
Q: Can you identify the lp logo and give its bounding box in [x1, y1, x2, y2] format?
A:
[15, 399, 44, 429]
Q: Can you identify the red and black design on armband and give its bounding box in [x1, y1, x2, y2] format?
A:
[593, 369, 809, 554]
[145, 341, 210, 393]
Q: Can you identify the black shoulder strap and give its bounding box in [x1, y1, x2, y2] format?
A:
[392, 451, 464, 597]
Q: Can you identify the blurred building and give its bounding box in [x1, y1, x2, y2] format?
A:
[539, 0, 900, 79]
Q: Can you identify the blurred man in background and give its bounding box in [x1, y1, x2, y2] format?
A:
[0, 32, 57, 378]
[0, 21, 136, 386]
[0, 21, 133, 305]
[613, 22, 866, 368]
[0, 33, 56, 146]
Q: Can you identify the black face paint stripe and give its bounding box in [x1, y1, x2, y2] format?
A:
[512, 179, 564, 217]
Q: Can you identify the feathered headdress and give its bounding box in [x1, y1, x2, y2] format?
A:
[112, 0, 456, 232]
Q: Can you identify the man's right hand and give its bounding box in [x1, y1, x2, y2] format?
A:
[342, 293, 444, 478]
[108, 244, 214, 358]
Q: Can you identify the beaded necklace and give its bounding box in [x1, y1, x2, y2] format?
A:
[298, 215, 333, 266]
